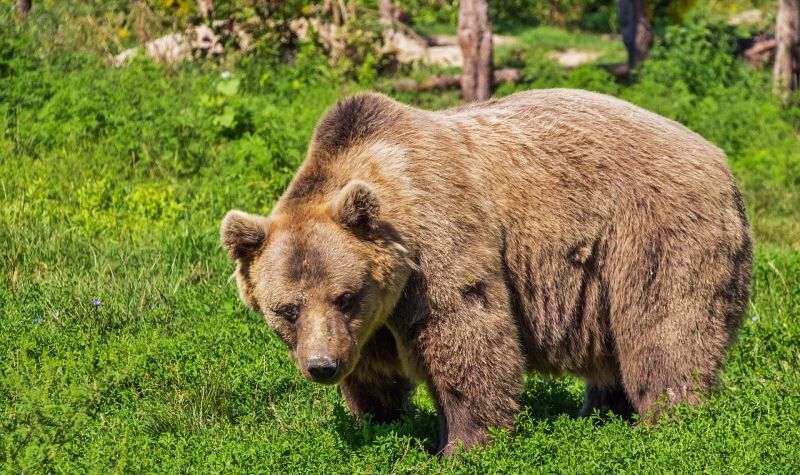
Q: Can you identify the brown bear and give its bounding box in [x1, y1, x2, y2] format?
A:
[220, 89, 752, 455]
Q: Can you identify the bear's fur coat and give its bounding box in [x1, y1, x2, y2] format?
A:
[221, 89, 752, 454]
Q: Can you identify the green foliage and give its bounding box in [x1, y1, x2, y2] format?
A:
[638, 20, 742, 97]
[490, 0, 618, 31]
[496, 25, 627, 67]
[71, 179, 184, 237]
[400, 0, 621, 33]
[2, 5, 800, 474]
[398, 0, 460, 32]
[650, 0, 699, 26]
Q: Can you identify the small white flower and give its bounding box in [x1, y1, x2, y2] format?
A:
[220, 71, 231, 80]
[751, 314, 760, 322]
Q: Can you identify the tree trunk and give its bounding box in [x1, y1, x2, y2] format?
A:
[16, 0, 31, 17]
[379, 0, 399, 24]
[773, 0, 799, 98]
[458, 0, 492, 102]
[197, 0, 214, 21]
[617, 0, 652, 70]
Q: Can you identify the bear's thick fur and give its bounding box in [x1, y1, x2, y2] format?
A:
[221, 89, 752, 454]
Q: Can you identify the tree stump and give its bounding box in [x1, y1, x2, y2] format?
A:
[458, 0, 492, 102]
[773, 0, 800, 98]
[618, 0, 652, 70]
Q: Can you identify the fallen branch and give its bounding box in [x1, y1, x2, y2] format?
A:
[741, 35, 777, 69]
[744, 38, 776, 68]
[598, 62, 630, 78]
[392, 68, 520, 91]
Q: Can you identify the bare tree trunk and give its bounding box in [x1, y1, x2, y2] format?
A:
[16, 0, 32, 17]
[324, 0, 344, 27]
[773, 0, 800, 98]
[379, 0, 395, 24]
[458, 0, 492, 102]
[197, 0, 214, 21]
[617, 0, 652, 70]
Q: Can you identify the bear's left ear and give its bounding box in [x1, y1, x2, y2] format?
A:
[331, 180, 380, 236]
[220, 210, 270, 261]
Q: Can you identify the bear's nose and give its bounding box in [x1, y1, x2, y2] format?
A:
[307, 355, 339, 382]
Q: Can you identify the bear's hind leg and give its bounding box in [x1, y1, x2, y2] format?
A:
[615, 332, 720, 422]
[607, 221, 741, 422]
[612, 283, 731, 420]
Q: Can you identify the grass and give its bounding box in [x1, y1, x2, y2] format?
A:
[3, 12, 800, 474]
[494, 25, 628, 69]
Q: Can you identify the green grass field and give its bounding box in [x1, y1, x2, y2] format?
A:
[3, 15, 800, 473]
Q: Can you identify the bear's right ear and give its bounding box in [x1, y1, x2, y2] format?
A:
[331, 180, 380, 237]
[220, 210, 269, 261]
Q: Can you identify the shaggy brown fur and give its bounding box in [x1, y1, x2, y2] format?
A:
[221, 89, 752, 455]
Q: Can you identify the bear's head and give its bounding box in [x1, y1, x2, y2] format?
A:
[221, 180, 413, 384]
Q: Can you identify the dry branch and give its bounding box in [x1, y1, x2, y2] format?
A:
[743, 37, 777, 69]
[392, 68, 519, 91]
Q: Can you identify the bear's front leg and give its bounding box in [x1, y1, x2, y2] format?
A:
[340, 373, 414, 423]
[399, 287, 525, 455]
[339, 326, 415, 423]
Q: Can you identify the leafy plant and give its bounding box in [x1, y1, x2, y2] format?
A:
[2, 3, 800, 474]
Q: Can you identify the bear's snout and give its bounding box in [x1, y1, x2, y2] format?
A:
[307, 354, 340, 383]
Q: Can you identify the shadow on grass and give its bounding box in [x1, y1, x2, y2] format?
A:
[518, 376, 584, 421]
[332, 403, 440, 453]
[332, 376, 592, 453]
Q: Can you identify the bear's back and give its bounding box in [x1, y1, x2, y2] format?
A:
[440, 88, 728, 179]
[427, 89, 736, 229]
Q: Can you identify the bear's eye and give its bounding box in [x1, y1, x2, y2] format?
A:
[335, 292, 357, 314]
[275, 304, 299, 323]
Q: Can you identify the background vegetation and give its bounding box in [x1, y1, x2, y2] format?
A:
[2, 0, 799, 472]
